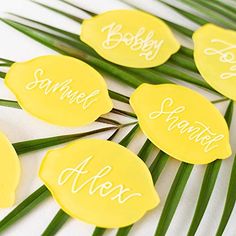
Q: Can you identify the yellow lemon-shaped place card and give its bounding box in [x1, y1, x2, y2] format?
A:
[5, 55, 113, 127]
[81, 10, 180, 68]
[130, 84, 231, 164]
[39, 139, 159, 228]
[0, 131, 20, 208]
[193, 24, 236, 101]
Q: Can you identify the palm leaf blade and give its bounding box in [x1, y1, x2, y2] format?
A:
[42, 209, 70, 236]
[179, 0, 236, 30]
[194, 0, 236, 23]
[216, 154, 236, 236]
[0, 99, 21, 109]
[154, 162, 194, 236]
[13, 127, 117, 155]
[0, 185, 50, 232]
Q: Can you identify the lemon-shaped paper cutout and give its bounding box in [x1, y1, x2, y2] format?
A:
[193, 24, 236, 101]
[5, 55, 113, 127]
[80, 10, 180, 68]
[0, 131, 20, 208]
[39, 139, 159, 228]
[130, 84, 231, 164]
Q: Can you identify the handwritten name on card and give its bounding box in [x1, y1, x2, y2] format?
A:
[193, 24, 236, 101]
[5, 55, 113, 127]
[81, 10, 180, 68]
[130, 84, 231, 164]
[39, 139, 159, 228]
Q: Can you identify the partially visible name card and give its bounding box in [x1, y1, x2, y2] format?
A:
[81, 10, 180, 68]
[130, 84, 231, 164]
[39, 139, 159, 228]
[193, 24, 236, 101]
[5, 55, 113, 127]
[0, 131, 20, 208]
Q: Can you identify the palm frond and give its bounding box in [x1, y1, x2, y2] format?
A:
[0, 185, 50, 233]
[1, 1, 235, 235]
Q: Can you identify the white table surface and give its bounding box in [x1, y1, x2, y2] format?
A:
[0, 0, 236, 235]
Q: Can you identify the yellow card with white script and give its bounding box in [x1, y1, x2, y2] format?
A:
[81, 10, 180, 68]
[5, 55, 113, 127]
[193, 24, 236, 101]
[130, 84, 231, 164]
[39, 139, 159, 228]
[0, 131, 20, 208]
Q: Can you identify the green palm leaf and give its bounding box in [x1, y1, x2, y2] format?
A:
[42, 209, 69, 236]
[159, 0, 236, 31]
[154, 162, 194, 236]
[178, 0, 236, 29]
[213, 0, 236, 15]
[0, 185, 50, 233]
[216, 154, 236, 236]
[195, 0, 236, 22]
[0, 99, 21, 109]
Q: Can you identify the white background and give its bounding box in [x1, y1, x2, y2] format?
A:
[0, 0, 236, 235]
